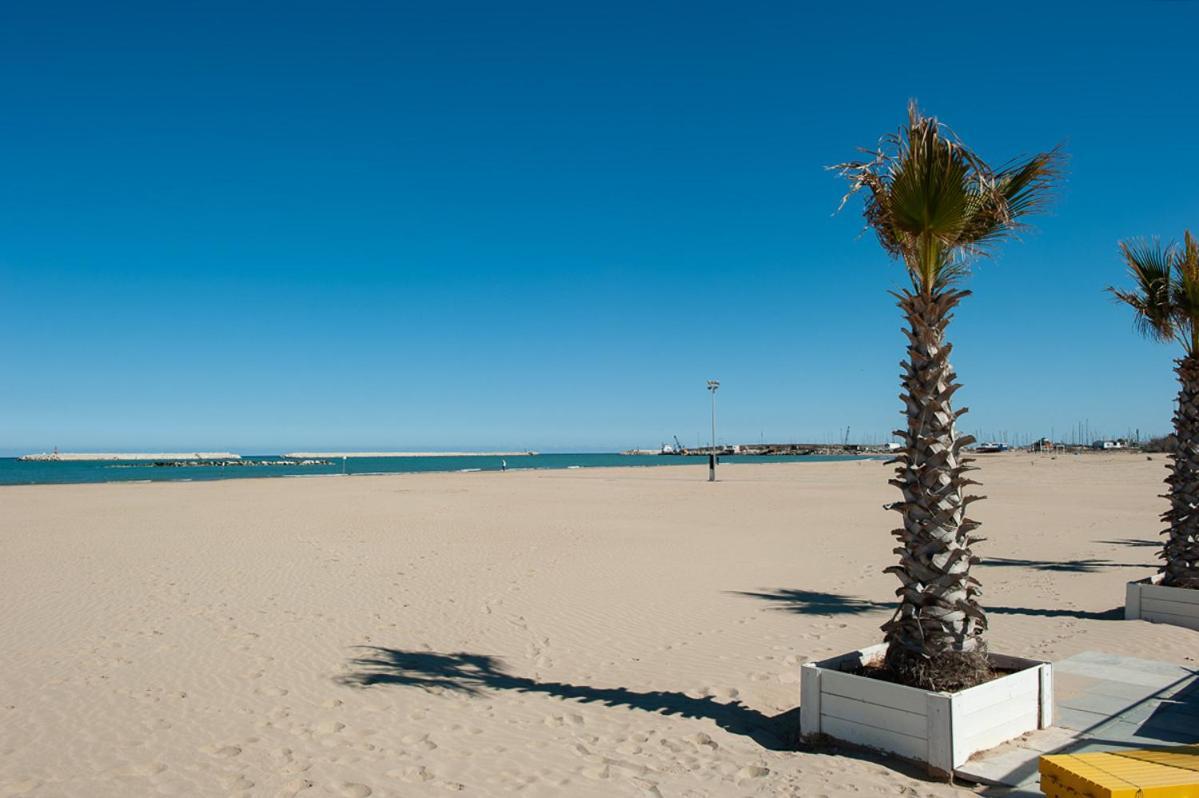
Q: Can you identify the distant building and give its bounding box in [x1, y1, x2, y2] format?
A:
[1091, 439, 1127, 450]
[1032, 437, 1054, 453]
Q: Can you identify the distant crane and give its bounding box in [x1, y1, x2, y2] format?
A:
[673, 435, 686, 455]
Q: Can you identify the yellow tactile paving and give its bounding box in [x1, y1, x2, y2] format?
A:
[1040, 748, 1199, 797]
[1116, 747, 1199, 775]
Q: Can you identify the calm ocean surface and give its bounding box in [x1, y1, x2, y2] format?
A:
[0, 453, 879, 486]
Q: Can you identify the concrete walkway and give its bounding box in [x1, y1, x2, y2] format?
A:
[957, 651, 1199, 795]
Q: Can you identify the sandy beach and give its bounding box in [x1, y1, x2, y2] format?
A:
[2, 454, 1196, 797]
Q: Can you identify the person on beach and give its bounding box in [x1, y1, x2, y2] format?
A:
[501, 459, 507, 471]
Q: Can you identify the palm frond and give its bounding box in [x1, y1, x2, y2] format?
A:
[831, 101, 1062, 294]
[1172, 231, 1199, 353]
[1109, 238, 1176, 344]
[963, 147, 1066, 251]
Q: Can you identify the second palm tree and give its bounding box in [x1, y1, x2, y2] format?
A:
[1111, 232, 1199, 590]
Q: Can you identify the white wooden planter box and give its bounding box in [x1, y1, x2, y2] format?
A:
[799, 644, 1052, 777]
[1126, 575, 1199, 631]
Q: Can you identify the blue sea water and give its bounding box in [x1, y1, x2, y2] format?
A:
[0, 453, 879, 486]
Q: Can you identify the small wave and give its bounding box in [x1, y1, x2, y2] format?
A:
[457, 468, 483, 473]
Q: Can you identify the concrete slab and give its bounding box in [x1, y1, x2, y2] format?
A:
[980, 787, 1043, 798]
[1065, 651, 1195, 678]
[956, 746, 1043, 787]
[1051, 660, 1188, 687]
[1062, 679, 1161, 702]
[1054, 706, 1108, 731]
[1058, 691, 1148, 717]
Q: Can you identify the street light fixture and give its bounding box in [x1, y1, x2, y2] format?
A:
[707, 379, 720, 481]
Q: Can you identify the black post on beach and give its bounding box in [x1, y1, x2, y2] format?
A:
[706, 379, 719, 482]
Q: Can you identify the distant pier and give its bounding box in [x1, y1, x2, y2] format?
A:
[19, 452, 242, 462]
[281, 451, 538, 459]
[621, 442, 896, 457]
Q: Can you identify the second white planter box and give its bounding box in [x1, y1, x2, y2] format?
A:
[800, 644, 1052, 777]
[1126, 574, 1199, 630]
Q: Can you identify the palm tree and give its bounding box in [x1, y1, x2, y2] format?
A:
[833, 103, 1063, 691]
[1110, 232, 1199, 590]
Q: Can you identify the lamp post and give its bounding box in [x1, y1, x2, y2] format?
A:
[707, 379, 720, 481]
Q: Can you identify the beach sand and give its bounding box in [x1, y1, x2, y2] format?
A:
[2, 454, 1196, 797]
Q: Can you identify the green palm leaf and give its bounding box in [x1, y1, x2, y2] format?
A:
[833, 101, 1063, 294]
[1109, 238, 1178, 346]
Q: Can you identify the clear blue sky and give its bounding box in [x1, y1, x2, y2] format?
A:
[2, 1, 1198, 454]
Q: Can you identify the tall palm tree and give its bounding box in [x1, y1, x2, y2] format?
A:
[1111, 231, 1199, 590]
[833, 103, 1062, 691]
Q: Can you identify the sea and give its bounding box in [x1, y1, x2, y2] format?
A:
[0, 453, 879, 486]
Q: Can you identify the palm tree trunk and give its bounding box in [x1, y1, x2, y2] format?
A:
[1163, 355, 1199, 589]
[882, 288, 990, 691]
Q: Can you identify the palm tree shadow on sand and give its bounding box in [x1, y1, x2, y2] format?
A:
[337, 647, 798, 751]
[732, 589, 1124, 621]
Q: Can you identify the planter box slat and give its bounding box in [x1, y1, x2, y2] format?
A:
[988, 653, 1044, 670]
[956, 709, 1040, 763]
[1143, 583, 1199, 605]
[822, 694, 928, 738]
[1140, 607, 1199, 631]
[816, 643, 887, 670]
[801, 646, 1051, 776]
[1143, 596, 1199, 614]
[821, 716, 927, 762]
[955, 685, 1039, 731]
[951, 668, 1040, 716]
[821, 669, 929, 714]
[1125, 576, 1199, 631]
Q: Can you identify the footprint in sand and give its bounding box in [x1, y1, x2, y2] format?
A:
[387, 765, 433, 783]
[280, 777, 313, 796]
[205, 744, 242, 758]
[401, 732, 438, 751]
[223, 775, 254, 791]
[339, 783, 372, 797]
[632, 777, 662, 796]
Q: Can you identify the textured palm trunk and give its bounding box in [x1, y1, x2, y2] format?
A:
[1162, 355, 1199, 589]
[882, 288, 990, 691]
